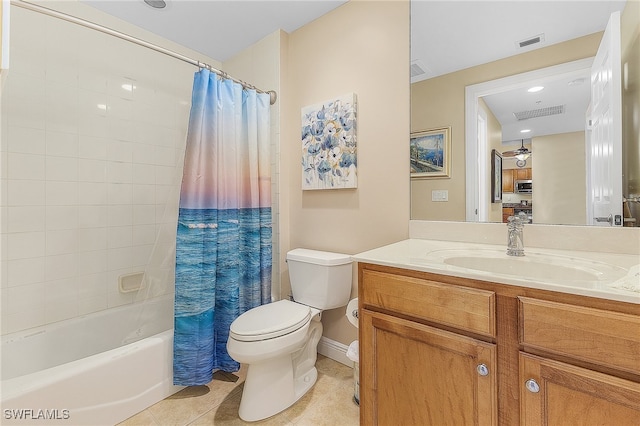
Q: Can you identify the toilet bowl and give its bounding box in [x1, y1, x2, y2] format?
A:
[227, 248, 352, 422]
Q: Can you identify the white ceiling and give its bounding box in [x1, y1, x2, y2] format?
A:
[82, 0, 627, 142]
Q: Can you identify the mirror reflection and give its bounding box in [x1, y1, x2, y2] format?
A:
[410, 0, 638, 228]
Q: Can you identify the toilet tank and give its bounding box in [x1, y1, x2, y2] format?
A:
[286, 249, 352, 310]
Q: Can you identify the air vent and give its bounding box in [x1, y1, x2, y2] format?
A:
[517, 33, 545, 49]
[411, 60, 431, 78]
[513, 105, 565, 121]
[410, 63, 426, 77]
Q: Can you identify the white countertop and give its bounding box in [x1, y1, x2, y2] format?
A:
[353, 239, 640, 304]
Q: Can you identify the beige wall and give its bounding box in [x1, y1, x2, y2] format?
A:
[533, 132, 587, 225]
[481, 98, 503, 223]
[285, 0, 410, 345]
[411, 32, 602, 221]
[223, 30, 284, 301]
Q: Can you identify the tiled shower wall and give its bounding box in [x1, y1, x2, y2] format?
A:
[0, 6, 195, 334]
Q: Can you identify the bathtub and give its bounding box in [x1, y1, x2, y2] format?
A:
[1, 296, 183, 425]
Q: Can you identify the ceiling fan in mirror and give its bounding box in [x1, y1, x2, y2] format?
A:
[502, 139, 531, 167]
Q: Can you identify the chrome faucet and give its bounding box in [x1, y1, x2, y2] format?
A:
[507, 212, 527, 256]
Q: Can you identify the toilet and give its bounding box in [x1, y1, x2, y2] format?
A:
[227, 248, 353, 422]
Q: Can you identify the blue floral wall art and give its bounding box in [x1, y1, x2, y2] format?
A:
[301, 93, 357, 190]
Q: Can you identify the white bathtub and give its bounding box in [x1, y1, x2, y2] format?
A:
[1, 296, 183, 425]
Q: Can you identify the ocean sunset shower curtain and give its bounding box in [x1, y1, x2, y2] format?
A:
[173, 69, 272, 385]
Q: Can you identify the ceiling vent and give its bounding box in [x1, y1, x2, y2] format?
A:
[517, 33, 545, 49]
[410, 60, 428, 78]
[513, 105, 565, 121]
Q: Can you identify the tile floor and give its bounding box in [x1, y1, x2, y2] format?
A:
[118, 355, 360, 426]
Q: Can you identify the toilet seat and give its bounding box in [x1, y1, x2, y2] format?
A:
[230, 300, 311, 342]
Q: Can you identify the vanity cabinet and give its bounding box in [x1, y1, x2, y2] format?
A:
[358, 263, 640, 426]
[518, 297, 640, 425]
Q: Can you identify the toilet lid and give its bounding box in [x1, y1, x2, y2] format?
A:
[229, 300, 311, 342]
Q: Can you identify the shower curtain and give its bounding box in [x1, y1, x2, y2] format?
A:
[173, 69, 272, 386]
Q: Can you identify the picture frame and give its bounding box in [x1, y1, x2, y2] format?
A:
[301, 93, 358, 190]
[410, 127, 451, 178]
[491, 149, 502, 203]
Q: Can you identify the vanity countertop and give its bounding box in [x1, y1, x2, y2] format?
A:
[353, 239, 640, 304]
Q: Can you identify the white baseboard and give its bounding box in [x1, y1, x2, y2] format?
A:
[317, 336, 353, 367]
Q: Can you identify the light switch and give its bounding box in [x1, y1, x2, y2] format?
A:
[431, 190, 448, 202]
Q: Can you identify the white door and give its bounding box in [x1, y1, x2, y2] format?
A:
[588, 11, 623, 227]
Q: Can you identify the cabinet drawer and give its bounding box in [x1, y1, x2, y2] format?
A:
[361, 269, 496, 337]
[519, 297, 640, 375]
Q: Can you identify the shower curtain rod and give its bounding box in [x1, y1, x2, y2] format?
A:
[10, 0, 278, 105]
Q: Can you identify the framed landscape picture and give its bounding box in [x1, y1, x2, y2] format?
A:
[410, 127, 451, 178]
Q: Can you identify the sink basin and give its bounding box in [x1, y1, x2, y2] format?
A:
[416, 249, 628, 284]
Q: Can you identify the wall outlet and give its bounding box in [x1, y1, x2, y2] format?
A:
[432, 190, 448, 202]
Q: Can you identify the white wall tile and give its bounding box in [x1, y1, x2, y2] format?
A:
[108, 117, 135, 142]
[78, 182, 106, 205]
[107, 161, 133, 184]
[4, 74, 46, 130]
[78, 115, 108, 138]
[45, 83, 79, 134]
[7, 180, 46, 206]
[133, 184, 156, 205]
[78, 135, 108, 160]
[46, 206, 79, 230]
[78, 296, 107, 316]
[133, 164, 156, 184]
[7, 232, 45, 260]
[8, 153, 46, 180]
[7, 257, 45, 287]
[46, 181, 78, 205]
[78, 159, 107, 182]
[45, 299, 78, 324]
[46, 131, 79, 158]
[133, 224, 157, 245]
[46, 229, 79, 256]
[133, 204, 156, 225]
[78, 228, 107, 252]
[1, 308, 46, 334]
[78, 272, 108, 299]
[7, 126, 46, 155]
[107, 205, 133, 227]
[78, 67, 108, 93]
[107, 182, 133, 205]
[108, 247, 133, 270]
[45, 277, 78, 305]
[131, 244, 153, 267]
[131, 142, 155, 165]
[79, 89, 108, 118]
[7, 206, 46, 233]
[46, 156, 78, 181]
[78, 205, 107, 228]
[6, 282, 46, 315]
[45, 253, 77, 281]
[77, 250, 107, 275]
[107, 226, 132, 249]
[107, 140, 133, 163]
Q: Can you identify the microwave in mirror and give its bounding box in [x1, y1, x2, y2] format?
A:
[515, 180, 532, 194]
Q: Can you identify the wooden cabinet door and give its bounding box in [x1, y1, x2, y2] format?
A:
[515, 168, 532, 180]
[502, 169, 514, 193]
[520, 352, 640, 426]
[360, 309, 497, 426]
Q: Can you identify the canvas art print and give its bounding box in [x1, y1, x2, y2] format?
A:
[410, 127, 451, 178]
[301, 93, 357, 190]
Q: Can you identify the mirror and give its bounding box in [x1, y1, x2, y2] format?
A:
[410, 1, 638, 227]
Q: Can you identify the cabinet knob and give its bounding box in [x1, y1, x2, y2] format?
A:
[525, 379, 540, 393]
[476, 363, 489, 376]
